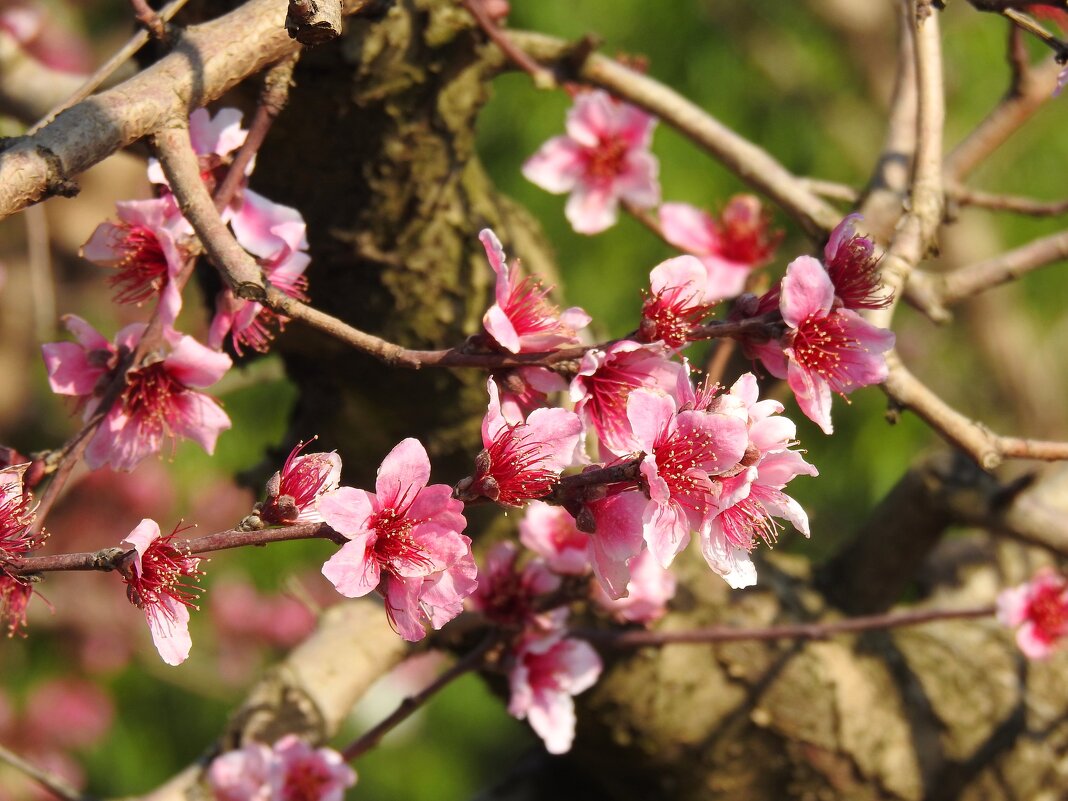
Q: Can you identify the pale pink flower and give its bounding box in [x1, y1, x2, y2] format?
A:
[209, 190, 311, 354]
[753, 256, 895, 435]
[456, 378, 581, 506]
[120, 519, 202, 666]
[638, 255, 718, 348]
[523, 89, 659, 234]
[699, 373, 817, 588]
[259, 439, 341, 525]
[519, 501, 590, 575]
[997, 568, 1068, 659]
[592, 548, 675, 624]
[41, 314, 122, 410]
[583, 489, 648, 599]
[81, 198, 188, 326]
[271, 735, 356, 801]
[209, 742, 275, 801]
[823, 214, 890, 311]
[147, 107, 249, 191]
[479, 229, 590, 354]
[659, 197, 780, 301]
[319, 438, 474, 641]
[508, 631, 602, 754]
[470, 541, 561, 630]
[570, 340, 687, 456]
[627, 388, 748, 568]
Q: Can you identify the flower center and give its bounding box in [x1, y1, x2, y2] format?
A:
[281, 761, 332, 801]
[584, 136, 628, 183]
[0, 491, 35, 560]
[717, 492, 781, 550]
[640, 286, 712, 348]
[111, 223, 170, 305]
[479, 426, 557, 506]
[791, 313, 864, 393]
[371, 507, 433, 575]
[1029, 583, 1068, 641]
[125, 533, 201, 618]
[505, 276, 567, 339]
[121, 362, 186, 441]
[653, 426, 721, 515]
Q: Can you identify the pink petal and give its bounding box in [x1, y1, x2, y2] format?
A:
[375, 438, 431, 508]
[321, 537, 380, 597]
[164, 335, 232, 388]
[649, 255, 708, 297]
[121, 518, 160, 566]
[483, 304, 521, 353]
[146, 597, 192, 666]
[565, 90, 615, 147]
[786, 359, 834, 435]
[780, 256, 834, 328]
[189, 107, 247, 158]
[170, 393, 232, 454]
[522, 407, 583, 472]
[565, 184, 618, 235]
[616, 150, 660, 209]
[231, 189, 307, 260]
[522, 137, 585, 194]
[41, 342, 103, 396]
[319, 486, 376, 537]
[659, 202, 718, 256]
[588, 492, 646, 599]
[642, 497, 691, 569]
[62, 314, 110, 351]
[626, 388, 676, 453]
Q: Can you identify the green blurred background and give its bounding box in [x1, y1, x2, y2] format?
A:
[0, 0, 1066, 798]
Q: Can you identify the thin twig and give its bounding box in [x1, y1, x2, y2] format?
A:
[0, 741, 93, 801]
[213, 53, 300, 213]
[460, 0, 555, 88]
[948, 185, 1068, 216]
[341, 635, 496, 761]
[28, 0, 191, 134]
[129, 0, 167, 39]
[939, 228, 1068, 304]
[1001, 8, 1068, 61]
[575, 604, 996, 648]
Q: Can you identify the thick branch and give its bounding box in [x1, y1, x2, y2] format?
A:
[0, 0, 377, 220]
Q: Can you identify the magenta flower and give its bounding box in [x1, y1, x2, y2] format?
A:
[659, 196, 780, 301]
[80, 198, 188, 326]
[43, 317, 233, 471]
[470, 541, 561, 630]
[494, 366, 568, 421]
[570, 340, 688, 457]
[628, 388, 748, 568]
[259, 438, 341, 525]
[508, 631, 602, 754]
[457, 378, 582, 506]
[210, 190, 311, 354]
[592, 548, 675, 624]
[272, 735, 356, 801]
[638, 255, 718, 348]
[998, 568, 1068, 659]
[318, 438, 474, 641]
[120, 519, 202, 666]
[479, 229, 590, 354]
[519, 501, 591, 576]
[522, 89, 660, 234]
[823, 214, 890, 310]
[754, 256, 895, 435]
[583, 489, 649, 599]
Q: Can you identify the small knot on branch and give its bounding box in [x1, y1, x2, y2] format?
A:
[285, 0, 343, 45]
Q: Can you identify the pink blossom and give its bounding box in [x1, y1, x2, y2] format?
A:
[997, 568, 1068, 659]
[80, 198, 188, 326]
[470, 541, 561, 630]
[699, 373, 817, 587]
[519, 501, 590, 575]
[592, 548, 675, 624]
[259, 439, 342, 525]
[120, 519, 202, 666]
[522, 89, 660, 234]
[753, 256, 895, 435]
[456, 378, 582, 506]
[272, 735, 356, 801]
[583, 489, 648, 599]
[628, 388, 748, 568]
[823, 214, 890, 310]
[210, 190, 312, 354]
[479, 229, 590, 353]
[508, 631, 602, 753]
[43, 317, 233, 471]
[659, 197, 780, 301]
[570, 340, 688, 456]
[209, 742, 275, 801]
[319, 438, 474, 641]
[148, 107, 249, 191]
[638, 255, 719, 348]
[0, 4, 91, 73]
[24, 680, 113, 750]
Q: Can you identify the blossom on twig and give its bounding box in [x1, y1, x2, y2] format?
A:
[997, 568, 1068, 659]
[259, 438, 341, 525]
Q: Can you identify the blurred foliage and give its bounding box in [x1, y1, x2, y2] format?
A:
[0, 0, 1066, 799]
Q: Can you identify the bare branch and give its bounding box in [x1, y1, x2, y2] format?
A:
[947, 185, 1068, 216]
[939, 228, 1068, 304]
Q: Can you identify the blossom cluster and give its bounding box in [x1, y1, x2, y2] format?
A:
[209, 735, 356, 801]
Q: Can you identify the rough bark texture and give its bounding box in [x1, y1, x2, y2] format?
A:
[235, 1, 1068, 798]
[245, 0, 555, 486]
